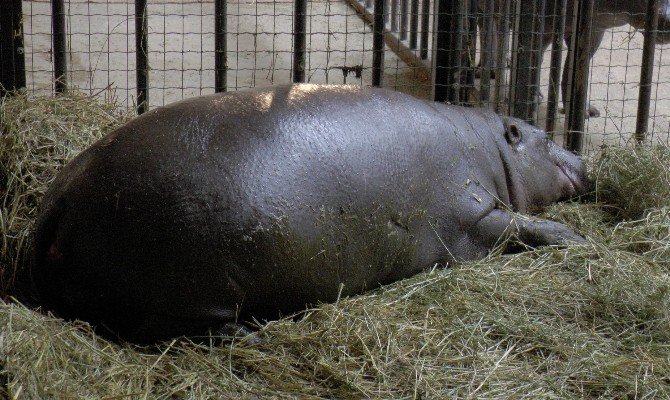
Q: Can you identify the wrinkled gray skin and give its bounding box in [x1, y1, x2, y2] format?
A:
[479, 0, 670, 117]
[32, 84, 587, 343]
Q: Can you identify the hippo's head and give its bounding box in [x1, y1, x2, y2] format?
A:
[498, 117, 588, 213]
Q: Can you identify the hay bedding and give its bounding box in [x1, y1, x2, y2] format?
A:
[0, 92, 669, 399]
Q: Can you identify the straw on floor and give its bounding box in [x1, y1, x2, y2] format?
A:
[0, 92, 668, 399]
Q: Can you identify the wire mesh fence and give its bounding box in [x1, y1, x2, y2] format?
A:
[20, 0, 428, 108]
[6, 0, 670, 153]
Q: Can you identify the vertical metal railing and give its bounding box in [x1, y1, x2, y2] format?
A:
[372, 0, 386, 86]
[293, 0, 307, 82]
[565, 0, 594, 153]
[391, 0, 399, 32]
[546, 0, 567, 137]
[51, 0, 67, 93]
[510, 0, 545, 124]
[420, 0, 430, 60]
[409, 0, 419, 49]
[433, 0, 466, 103]
[479, 0, 495, 107]
[1, 0, 663, 148]
[463, 0, 477, 106]
[493, 0, 512, 114]
[215, 0, 228, 93]
[135, 0, 149, 114]
[635, 0, 660, 144]
[400, 0, 409, 40]
[0, 0, 26, 96]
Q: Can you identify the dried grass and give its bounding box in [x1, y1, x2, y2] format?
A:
[1, 92, 668, 399]
[0, 91, 132, 293]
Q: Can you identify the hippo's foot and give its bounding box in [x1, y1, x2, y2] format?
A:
[476, 209, 586, 251]
[587, 104, 601, 118]
[559, 104, 601, 118]
[474, 67, 496, 79]
[515, 217, 587, 247]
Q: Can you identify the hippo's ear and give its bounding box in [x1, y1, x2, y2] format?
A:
[503, 118, 522, 146]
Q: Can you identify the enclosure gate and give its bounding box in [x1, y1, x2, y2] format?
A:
[0, 0, 665, 153]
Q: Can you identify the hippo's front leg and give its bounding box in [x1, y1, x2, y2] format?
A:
[475, 209, 586, 249]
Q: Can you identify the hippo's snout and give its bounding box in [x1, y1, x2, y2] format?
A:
[549, 145, 588, 200]
[556, 161, 587, 199]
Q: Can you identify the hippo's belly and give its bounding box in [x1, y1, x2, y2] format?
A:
[31, 84, 509, 342]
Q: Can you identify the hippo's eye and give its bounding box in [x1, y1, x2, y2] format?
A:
[504, 123, 522, 146]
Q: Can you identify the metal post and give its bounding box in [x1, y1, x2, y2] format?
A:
[372, 0, 386, 86]
[420, 0, 430, 59]
[565, 0, 594, 153]
[0, 0, 26, 96]
[293, 0, 307, 82]
[493, 0, 512, 113]
[400, 0, 409, 40]
[215, 0, 227, 92]
[135, 0, 149, 114]
[463, 0, 477, 106]
[391, 0, 399, 32]
[479, 0, 496, 106]
[507, 0, 521, 114]
[511, 0, 544, 123]
[635, 0, 660, 144]
[433, 0, 465, 103]
[531, 0, 546, 119]
[51, 0, 67, 93]
[409, 0, 419, 47]
[546, 0, 567, 136]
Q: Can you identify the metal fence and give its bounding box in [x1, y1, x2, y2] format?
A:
[1, 0, 669, 153]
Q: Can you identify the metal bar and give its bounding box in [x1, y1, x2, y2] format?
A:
[531, 0, 546, 122]
[507, 0, 521, 115]
[292, 0, 307, 82]
[420, 0, 430, 59]
[565, 0, 594, 153]
[0, 0, 26, 96]
[409, 0, 419, 48]
[635, 0, 660, 143]
[346, 0, 430, 71]
[463, 0, 477, 106]
[479, 0, 496, 106]
[546, 0, 567, 136]
[400, 0, 409, 40]
[372, 0, 386, 86]
[511, 0, 541, 123]
[135, 0, 149, 114]
[384, 0, 390, 24]
[51, 0, 67, 93]
[493, 0, 512, 113]
[215, 0, 227, 92]
[433, 0, 465, 103]
[391, 0, 399, 32]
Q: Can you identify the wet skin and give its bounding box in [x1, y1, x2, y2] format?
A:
[32, 84, 588, 343]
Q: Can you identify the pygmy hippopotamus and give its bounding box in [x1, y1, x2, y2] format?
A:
[32, 84, 588, 343]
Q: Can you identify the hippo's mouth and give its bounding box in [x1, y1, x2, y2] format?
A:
[556, 163, 585, 198]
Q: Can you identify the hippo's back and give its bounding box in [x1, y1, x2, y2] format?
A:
[32, 84, 505, 342]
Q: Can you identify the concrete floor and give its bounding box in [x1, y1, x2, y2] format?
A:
[20, 0, 670, 153]
[21, 0, 425, 102]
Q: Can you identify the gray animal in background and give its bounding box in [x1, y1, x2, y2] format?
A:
[31, 84, 588, 343]
[480, 0, 670, 117]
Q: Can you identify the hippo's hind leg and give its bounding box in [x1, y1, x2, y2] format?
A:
[561, 29, 606, 118]
[473, 209, 586, 251]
